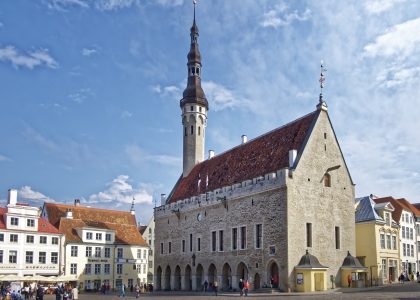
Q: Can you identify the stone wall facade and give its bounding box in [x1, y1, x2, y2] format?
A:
[154, 108, 356, 292]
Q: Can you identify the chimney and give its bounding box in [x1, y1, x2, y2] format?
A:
[161, 194, 166, 206]
[208, 150, 215, 159]
[66, 209, 73, 219]
[74, 199, 80, 206]
[8, 189, 18, 206]
[241, 135, 248, 144]
[289, 149, 297, 168]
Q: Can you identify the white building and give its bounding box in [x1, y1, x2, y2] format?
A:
[43, 200, 149, 291]
[375, 197, 418, 278]
[0, 189, 62, 277]
[139, 216, 155, 284]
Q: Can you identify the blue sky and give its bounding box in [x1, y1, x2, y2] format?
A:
[1, 0, 420, 224]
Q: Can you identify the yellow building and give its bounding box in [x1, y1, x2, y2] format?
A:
[355, 196, 399, 285]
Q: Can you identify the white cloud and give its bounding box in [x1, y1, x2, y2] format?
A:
[68, 88, 94, 103]
[0, 154, 10, 162]
[155, 0, 184, 7]
[363, 18, 420, 59]
[82, 48, 97, 56]
[88, 175, 152, 205]
[125, 145, 181, 167]
[203, 81, 246, 111]
[364, 0, 405, 14]
[121, 110, 133, 118]
[152, 84, 181, 99]
[260, 5, 311, 28]
[46, 0, 89, 11]
[95, 0, 139, 11]
[18, 186, 55, 202]
[377, 65, 420, 88]
[0, 46, 58, 69]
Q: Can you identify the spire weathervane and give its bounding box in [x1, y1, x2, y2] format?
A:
[319, 60, 327, 103]
[316, 60, 328, 110]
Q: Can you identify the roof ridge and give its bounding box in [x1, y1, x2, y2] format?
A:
[205, 110, 318, 161]
[47, 203, 133, 214]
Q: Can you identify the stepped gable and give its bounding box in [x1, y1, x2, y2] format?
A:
[168, 110, 319, 203]
[45, 203, 147, 246]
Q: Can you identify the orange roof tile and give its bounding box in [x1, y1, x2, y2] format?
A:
[44, 203, 147, 246]
[168, 111, 319, 203]
[0, 207, 6, 229]
[374, 196, 419, 222]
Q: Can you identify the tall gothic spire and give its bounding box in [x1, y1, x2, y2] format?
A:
[180, 0, 208, 110]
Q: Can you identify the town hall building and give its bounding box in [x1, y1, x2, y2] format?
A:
[154, 6, 357, 292]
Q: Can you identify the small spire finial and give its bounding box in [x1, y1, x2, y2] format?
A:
[193, 0, 197, 22]
[130, 197, 135, 211]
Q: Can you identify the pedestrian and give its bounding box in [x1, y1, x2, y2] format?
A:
[119, 284, 126, 297]
[71, 285, 78, 300]
[238, 279, 244, 296]
[213, 280, 218, 296]
[62, 288, 69, 300]
[347, 274, 352, 287]
[243, 280, 249, 297]
[203, 280, 208, 293]
[54, 286, 62, 300]
[35, 285, 44, 300]
[135, 285, 140, 298]
[399, 273, 405, 284]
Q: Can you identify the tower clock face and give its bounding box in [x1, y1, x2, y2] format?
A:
[197, 213, 203, 221]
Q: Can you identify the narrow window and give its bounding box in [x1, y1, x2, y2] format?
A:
[168, 242, 172, 254]
[199, 107, 202, 112]
[198, 126, 201, 136]
[184, 127, 187, 137]
[190, 125, 194, 135]
[190, 234, 193, 252]
[160, 243, 163, 254]
[324, 132, 327, 139]
[197, 238, 201, 252]
[335, 226, 340, 249]
[190, 106, 193, 111]
[306, 223, 312, 248]
[324, 173, 331, 187]
[256, 224, 262, 249]
[240, 226, 247, 250]
[386, 235, 391, 249]
[219, 230, 224, 252]
[212, 231, 217, 252]
[232, 228, 238, 250]
[182, 240, 185, 252]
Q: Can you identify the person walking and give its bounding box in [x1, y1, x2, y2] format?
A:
[238, 279, 244, 296]
[203, 280, 208, 293]
[213, 280, 218, 296]
[35, 285, 44, 300]
[135, 285, 140, 298]
[71, 286, 78, 300]
[347, 274, 352, 287]
[243, 280, 249, 297]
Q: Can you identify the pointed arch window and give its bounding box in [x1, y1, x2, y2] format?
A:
[324, 173, 331, 187]
[190, 125, 194, 135]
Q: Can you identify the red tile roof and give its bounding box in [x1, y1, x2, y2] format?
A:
[44, 203, 147, 246]
[168, 111, 319, 203]
[374, 197, 419, 222]
[397, 198, 420, 218]
[38, 218, 60, 234]
[0, 207, 6, 229]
